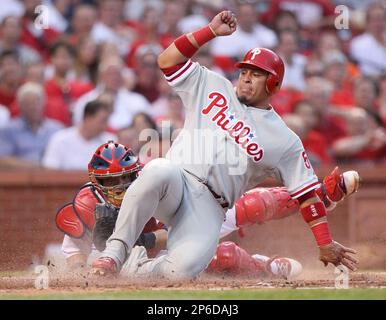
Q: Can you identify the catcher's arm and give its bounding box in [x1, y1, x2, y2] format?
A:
[157, 10, 236, 69]
[298, 190, 358, 271]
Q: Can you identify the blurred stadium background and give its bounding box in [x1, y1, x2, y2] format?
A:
[0, 0, 385, 274]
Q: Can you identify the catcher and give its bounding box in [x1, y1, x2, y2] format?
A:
[56, 141, 360, 279]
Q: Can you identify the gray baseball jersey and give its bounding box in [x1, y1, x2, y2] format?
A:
[164, 60, 319, 207]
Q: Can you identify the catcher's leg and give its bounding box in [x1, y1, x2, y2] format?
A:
[206, 241, 302, 279]
[92, 158, 184, 275]
[235, 167, 360, 228]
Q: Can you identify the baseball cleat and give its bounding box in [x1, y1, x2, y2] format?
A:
[91, 257, 118, 276]
[261, 256, 303, 280]
[322, 167, 360, 202]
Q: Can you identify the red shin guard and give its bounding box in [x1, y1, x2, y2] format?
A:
[235, 187, 300, 227]
[207, 242, 266, 276]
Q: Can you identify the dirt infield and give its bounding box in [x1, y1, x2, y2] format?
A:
[1, 268, 386, 298]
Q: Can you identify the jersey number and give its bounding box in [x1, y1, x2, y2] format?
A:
[302, 151, 311, 169]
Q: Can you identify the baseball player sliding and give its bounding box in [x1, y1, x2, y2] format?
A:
[56, 141, 359, 279]
[91, 11, 359, 279]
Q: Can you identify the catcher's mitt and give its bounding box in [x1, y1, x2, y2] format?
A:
[92, 203, 119, 252]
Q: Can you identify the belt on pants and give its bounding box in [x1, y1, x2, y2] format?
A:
[184, 169, 229, 209]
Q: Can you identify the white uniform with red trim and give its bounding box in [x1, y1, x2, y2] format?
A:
[164, 60, 318, 205]
[101, 60, 319, 279]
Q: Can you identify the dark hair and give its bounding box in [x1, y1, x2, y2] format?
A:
[131, 112, 158, 131]
[0, 50, 19, 64]
[49, 40, 76, 58]
[1, 15, 19, 27]
[365, 108, 384, 127]
[366, 2, 386, 23]
[83, 100, 110, 119]
[278, 29, 300, 44]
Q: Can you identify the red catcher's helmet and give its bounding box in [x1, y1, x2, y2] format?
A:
[235, 48, 285, 95]
[88, 141, 142, 207]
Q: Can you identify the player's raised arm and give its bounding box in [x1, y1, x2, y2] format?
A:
[157, 11, 237, 69]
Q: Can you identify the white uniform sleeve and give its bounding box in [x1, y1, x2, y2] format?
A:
[276, 138, 319, 199]
[61, 232, 93, 259]
[162, 60, 210, 111]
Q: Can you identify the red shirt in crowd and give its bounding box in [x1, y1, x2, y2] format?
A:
[302, 130, 332, 165]
[10, 80, 93, 126]
[20, 17, 60, 61]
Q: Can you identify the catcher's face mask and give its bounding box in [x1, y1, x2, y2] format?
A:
[96, 171, 139, 207]
[88, 141, 142, 208]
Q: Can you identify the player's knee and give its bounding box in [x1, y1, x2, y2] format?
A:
[142, 158, 178, 186]
[168, 257, 206, 279]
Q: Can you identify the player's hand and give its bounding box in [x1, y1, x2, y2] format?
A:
[319, 240, 358, 271]
[209, 11, 237, 36]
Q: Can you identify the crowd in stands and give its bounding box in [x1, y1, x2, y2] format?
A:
[0, 0, 385, 172]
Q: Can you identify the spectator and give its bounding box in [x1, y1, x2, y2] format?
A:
[130, 112, 161, 164]
[118, 125, 141, 154]
[20, 0, 60, 60]
[159, 1, 187, 48]
[0, 50, 23, 113]
[69, 4, 98, 46]
[353, 76, 378, 112]
[155, 92, 185, 132]
[25, 62, 45, 84]
[43, 0, 71, 33]
[303, 77, 347, 143]
[261, 0, 336, 29]
[273, 10, 300, 34]
[0, 16, 41, 66]
[210, 2, 277, 72]
[42, 99, 116, 170]
[132, 50, 161, 103]
[91, 0, 136, 57]
[126, 6, 163, 68]
[292, 101, 333, 166]
[73, 36, 99, 84]
[0, 82, 63, 167]
[0, 104, 10, 129]
[376, 73, 386, 126]
[304, 59, 324, 80]
[350, 2, 386, 77]
[43, 41, 94, 126]
[72, 56, 150, 131]
[332, 108, 386, 163]
[323, 50, 355, 108]
[177, 1, 209, 34]
[276, 30, 307, 91]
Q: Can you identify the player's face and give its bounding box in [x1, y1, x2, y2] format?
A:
[236, 68, 269, 106]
